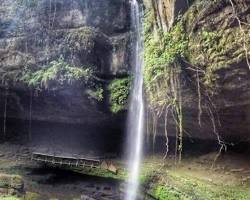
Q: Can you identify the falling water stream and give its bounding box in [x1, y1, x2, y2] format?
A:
[125, 0, 144, 200]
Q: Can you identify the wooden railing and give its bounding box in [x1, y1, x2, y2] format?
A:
[31, 152, 117, 173]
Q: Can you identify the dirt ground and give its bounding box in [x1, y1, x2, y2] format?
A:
[0, 142, 250, 200]
[141, 152, 250, 200]
[0, 143, 123, 200]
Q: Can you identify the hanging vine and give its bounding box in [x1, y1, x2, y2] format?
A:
[229, 0, 250, 70]
[142, 0, 250, 162]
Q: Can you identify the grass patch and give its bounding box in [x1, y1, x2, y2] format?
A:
[141, 159, 250, 200]
[0, 197, 20, 200]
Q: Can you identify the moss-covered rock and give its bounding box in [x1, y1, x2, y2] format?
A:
[143, 0, 250, 142]
[0, 174, 24, 196]
[184, 0, 250, 92]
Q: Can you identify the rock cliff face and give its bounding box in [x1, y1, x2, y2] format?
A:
[0, 0, 131, 155]
[1, 0, 250, 155]
[144, 0, 250, 145]
[143, 0, 189, 31]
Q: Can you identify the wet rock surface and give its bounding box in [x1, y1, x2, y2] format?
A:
[0, 0, 131, 154]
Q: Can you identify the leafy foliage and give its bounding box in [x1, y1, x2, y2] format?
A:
[144, 20, 188, 108]
[21, 58, 93, 91]
[108, 77, 132, 113]
[143, 9, 188, 162]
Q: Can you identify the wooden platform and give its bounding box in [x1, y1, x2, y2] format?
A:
[31, 152, 118, 173]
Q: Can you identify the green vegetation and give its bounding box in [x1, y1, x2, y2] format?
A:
[141, 158, 250, 200]
[75, 166, 127, 180]
[157, 171, 250, 200]
[144, 0, 250, 107]
[143, 0, 250, 161]
[0, 192, 41, 200]
[144, 21, 188, 74]
[21, 58, 94, 91]
[20, 57, 106, 101]
[183, 0, 250, 91]
[86, 86, 104, 102]
[144, 20, 188, 108]
[153, 185, 188, 200]
[144, 9, 187, 161]
[22, 192, 40, 200]
[152, 182, 250, 200]
[0, 197, 20, 200]
[70, 158, 250, 200]
[108, 77, 132, 113]
[188, 26, 250, 91]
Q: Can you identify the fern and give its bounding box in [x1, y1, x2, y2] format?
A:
[21, 58, 93, 90]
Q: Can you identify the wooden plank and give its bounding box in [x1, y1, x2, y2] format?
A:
[32, 157, 99, 168]
[30, 152, 118, 174]
[32, 152, 101, 162]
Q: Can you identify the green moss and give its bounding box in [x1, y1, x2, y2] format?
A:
[108, 77, 132, 113]
[182, 0, 250, 92]
[164, 171, 250, 200]
[141, 159, 250, 200]
[71, 166, 128, 180]
[188, 26, 250, 91]
[153, 185, 189, 200]
[22, 192, 40, 200]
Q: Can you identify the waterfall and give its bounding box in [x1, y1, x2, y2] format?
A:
[125, 0, 144, 200]
[3, 87, 8, 139]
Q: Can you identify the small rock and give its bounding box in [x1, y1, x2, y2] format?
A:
[100, 161, 109, 170]
[108, 163, 118, 174]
